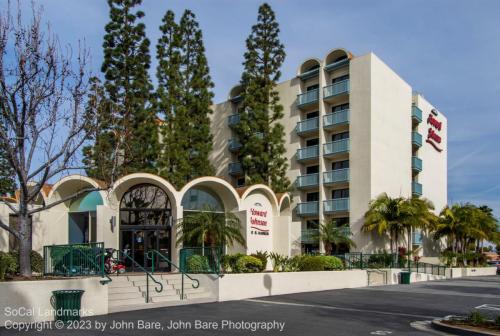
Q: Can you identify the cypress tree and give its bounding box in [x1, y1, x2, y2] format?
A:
[0, 116, 15, 195]
[235, 3, 290, 192]
[85, 0, 158, 182]
[156, 9, 214, 188]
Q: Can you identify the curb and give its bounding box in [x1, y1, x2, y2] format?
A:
[431, 319, 499, 336]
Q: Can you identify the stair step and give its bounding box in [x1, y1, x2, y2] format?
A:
[109, 291, 143, 300]
[108, 297, 146, 307]
[109, 286, 139, 294]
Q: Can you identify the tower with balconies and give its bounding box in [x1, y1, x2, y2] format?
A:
[210, 48, 447, 256]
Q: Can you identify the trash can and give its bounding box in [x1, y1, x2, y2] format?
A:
[400, 272, 411, 284]
[50, 290, 85, 323]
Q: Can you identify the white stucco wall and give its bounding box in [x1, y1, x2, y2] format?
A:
[0, 278, 108, 324]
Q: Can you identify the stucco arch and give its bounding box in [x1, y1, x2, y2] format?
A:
[47, 175, 108, 209]
[228, 84, 243, 100]
[240, 184, 280, 215]
[324, 48, 353, 65]
[110, 173, 179, 210]
[297, 58, 321, 76]
[180, 177, 240, 212]
[278, 193, 291, 216]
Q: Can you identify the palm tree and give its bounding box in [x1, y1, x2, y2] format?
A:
[400, 197, 437, 251]
[176, 205, 246, 250]
[315, 220, 356, 255]
[362, 193, 406, 254]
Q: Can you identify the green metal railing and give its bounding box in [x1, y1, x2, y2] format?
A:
[333, 252, 398, 270]
[43, 242, 111, 284]
[296, 201, 319, 216]
[147, 250, 199, 300]
[115, 250, 163, 303]
[295, 173, 319, 189]
[324, 109, 349, 128]
[405, 261, 446, 276]
[179, 247, 222, 276]
[324, 138, 349, 156]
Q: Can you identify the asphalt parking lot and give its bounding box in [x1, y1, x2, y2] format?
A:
[1, 275, 499, 336]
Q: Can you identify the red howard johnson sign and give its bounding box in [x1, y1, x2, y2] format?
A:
[426, 109, 443, 152]
[250, 205, 269, 236]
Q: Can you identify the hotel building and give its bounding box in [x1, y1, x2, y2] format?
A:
[210, 48, 447, 256]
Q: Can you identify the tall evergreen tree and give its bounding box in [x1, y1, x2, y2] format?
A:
[156, 10, 214, 188]
[235, 3, 290, 192]
[84, 0, 158, 182]
[0, 114, 15, 196]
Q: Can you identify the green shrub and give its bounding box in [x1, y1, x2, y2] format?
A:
[9, 250, 44, 274]
[235, 255, 262, 273]
[221, 253, 245, 273]
[186, 255, 209, 273]
[367, 251, 394, 268]
[0, 252, 17, 280]
[250, 251, 268, 272]
[298, 256, 325, 271]
[468, 312, 487, 326]
[269, 252, 285, 272]
[318, 256, 344, 270]
[495, 315, 500, 327]
[283, 255, 302, 272]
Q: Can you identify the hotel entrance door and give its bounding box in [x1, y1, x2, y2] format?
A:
[120, 229, 171, 272]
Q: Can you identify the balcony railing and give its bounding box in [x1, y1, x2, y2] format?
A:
[324, 139, 349, 156]
[296, 201, 319, 216]
[413, 230, 423, 245]
[412, 181, 423, 196]
[324, 58, 349, 72]
[323, 198, 349, 213]
[298, 67, 319, 80]
[296, 117, 319, 135]
[228, 162, 243, 176]
[230, 95, 243, 104]
[295, 173, 319, 189]
[412, 156, 422, 172]
[297, 89, 319, 107]
[323, 168, 349, 184]
[324, 109, 349, 128]
[301, 229, 319, 243]
[228, 138, 242, 152]
[412, 105, 423, 123]
[296, 145, 319, 161]
[228, 114, 240, 127]
[323, 79, 349, 99]
[412, 131, 423, 147]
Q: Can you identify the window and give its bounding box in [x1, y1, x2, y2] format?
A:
[306, 165, 319, 174]
[236, 178, 245, 188]
[306, 111, 319, 119]
[332, 103, 349, 112]
[332, 189, 349, 199]
[332, 132, 349, 141]
[306, 219, 319, 229]
[332, 75, 349, 84]
[306, 192, 319, 202]
[306, 138, 319, 147]
[332, 160, 349, 170]
[182, 188, 224, 212]
[306, 84, 319, 91]
[120, 184, 172, 227]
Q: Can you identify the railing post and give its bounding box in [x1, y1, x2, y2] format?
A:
[69, 246, 74, 276]
[146, 274, 149, 303]
[181, 273, 184, 300]
[151, 252, 155, 274]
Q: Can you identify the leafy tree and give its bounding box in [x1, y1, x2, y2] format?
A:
[235, 3, 290, 192]
[156, 10, 214, 188]
[84, 0, 158, 183]
[176, 206, 245, 249]
[314, 220, 356, 255]
[362, 193, 406, 254]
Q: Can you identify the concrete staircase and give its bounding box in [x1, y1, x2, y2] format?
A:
[108, 274, 214, 313]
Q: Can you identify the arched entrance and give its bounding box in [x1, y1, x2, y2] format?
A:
[119, 184, 172, 271]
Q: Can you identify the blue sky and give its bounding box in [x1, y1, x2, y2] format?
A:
[7, 0, 500, 216]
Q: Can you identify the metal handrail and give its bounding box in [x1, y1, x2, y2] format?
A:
[147, 250, 200, 301]
[72, 249, 112, 285]
[115, 251, 163, 303]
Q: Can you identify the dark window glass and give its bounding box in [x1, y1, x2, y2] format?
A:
[332, 160, 349, 170]
[306, 165, 319, 174]
[334, 55, 348, 63]
[306, 64, 320, 71]
[182, 188, 224, 212]
[332, 132, 349, 141]
[120, 184, 171, 227]
[306, 192, 319, 202]
[306, 219, 319, 229]
[306, 138, 319, 146]
[335, 217, 349, 226]
[332, 189, 349, 199]
[332, 103, 349, 112]
[332, 75, 349, 84]
[306, 111, 319, 119]
[307, 84, 319, 91]
[236, 178, 245, 187]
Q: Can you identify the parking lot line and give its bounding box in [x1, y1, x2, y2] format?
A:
[246, 299, 440, 320]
